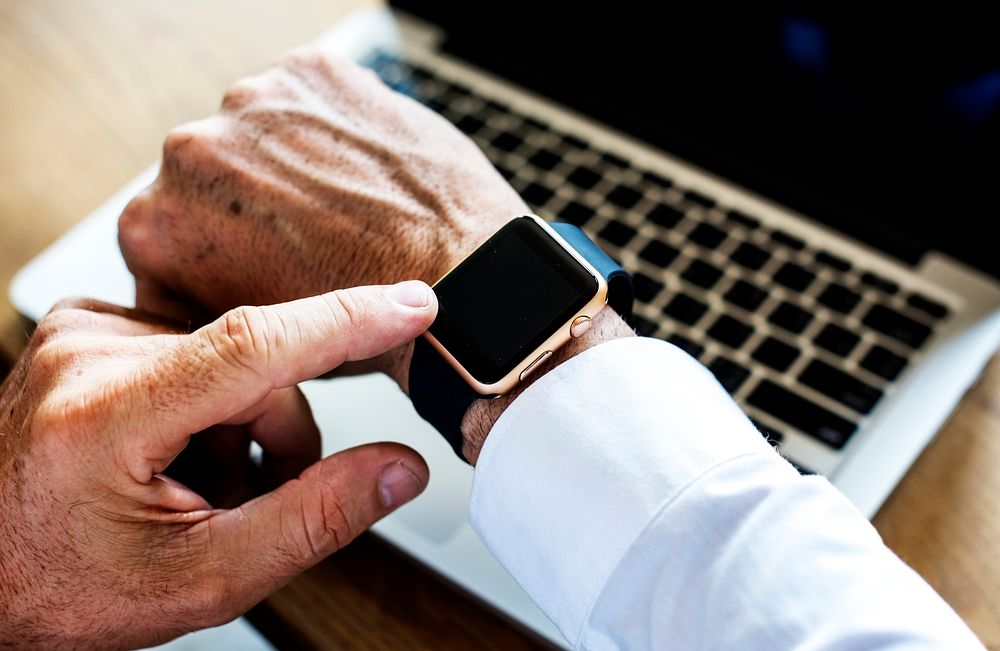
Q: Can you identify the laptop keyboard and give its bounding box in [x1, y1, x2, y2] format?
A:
[364, 51, 952, 472]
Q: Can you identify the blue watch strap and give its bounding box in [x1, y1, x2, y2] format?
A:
[550, 222, 634, 322]
[409, 221, 633, 461]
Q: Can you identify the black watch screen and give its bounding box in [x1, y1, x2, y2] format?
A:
[429, 217, 598, 384]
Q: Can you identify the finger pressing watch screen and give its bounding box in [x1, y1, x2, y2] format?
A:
[430, 217, 597, 385]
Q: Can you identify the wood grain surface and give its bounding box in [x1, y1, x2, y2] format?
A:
[1, 2, 997, 649]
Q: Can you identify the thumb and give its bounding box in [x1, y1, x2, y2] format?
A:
[191, 442, 428, 621]
[121, 281, 436, 481]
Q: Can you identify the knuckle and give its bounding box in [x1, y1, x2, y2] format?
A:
[118, 186, 177, 273]
[161, 121, 218, 170]
[282, 48, 360, 87]
[30, 340, 68, 369]
[33, 308, 83, 345]
[211, 305, 271, 371]
[162, 125, 198, 159]
[117, 222, 151, 270]
[283, 45, 328, 71]
[117, 193, 153, 245]
[324, 289, 365, 334]
[220, 75, 266, 111]
[317, 487, 353, 551]
[288, 481, 353, 562]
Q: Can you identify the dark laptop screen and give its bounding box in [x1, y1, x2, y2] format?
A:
[393, 4, 999, 279]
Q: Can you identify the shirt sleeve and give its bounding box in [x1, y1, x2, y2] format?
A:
[468, 337, 985, 650]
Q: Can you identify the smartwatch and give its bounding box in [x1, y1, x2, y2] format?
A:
[409, 215, 633, 459]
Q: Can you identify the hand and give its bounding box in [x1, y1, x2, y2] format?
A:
[118, 47, 528, 384]
[0, 282, 436, 649]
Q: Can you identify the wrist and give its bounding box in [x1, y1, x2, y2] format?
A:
[459, 308, 636, 465]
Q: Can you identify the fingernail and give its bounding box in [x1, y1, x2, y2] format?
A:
[387, 280, 433, 309]
[378, 461, 424, 509]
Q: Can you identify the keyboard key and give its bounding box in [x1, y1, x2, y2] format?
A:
[648, 204, 685, 229]
[560, 134, 588, 151]
[770, 229, 805, 250]
[494, 164, 515, 180]
[726, 210, 760, 230]
[632, 272, 665, 303]
[455, 115, 485, 135]
[631, 314, 659, 337]
[814, 323, 861, 357]
[484, 98, 510, 114]
[520, 182, 555, 207]
[731, 242, 772, 270]
[799, 359, 883, 414]
[522, 116, 549, 132]
[491, 131, 523, 152]
[598, 220, 637, 247]
[769, 301, 813, 334]
[907, 293, 949, 319]
[445, 81, 472, 99]
[688, 223, 727, 250]
[601, 151, 629, 169]
[860, 344, 908, 381]
[752, 336, 800, 372]
[707, 314, 754, 349]
[561, 200, 595, 226]
[663, 292, 708, 325]
[528, 149, 561, 171]
[709, 356, 750, 393]
[567, 166, 602, 190]
[747, 380, 857, 449]
[816, 250, 852, 273]
[514, 120, 544, 141]
[774, 262, 816, 292]
[724, 279, 768, 312]
[862, 304, 932, 348]
[681, 259, 724, 289]
[668, 333, 705, 359]
[606, 185, 644, 210]
[817, 283, 861, 314]
[683, 189, 716, 209]
[860, 271, 899, 295]
[410, 64, 433, 81]
[642, 170, 673, 189]
[639, 240, 679, 268]
[425, 97, 448, 113]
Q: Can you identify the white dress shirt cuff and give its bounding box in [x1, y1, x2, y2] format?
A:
[468, 337, 780, 646]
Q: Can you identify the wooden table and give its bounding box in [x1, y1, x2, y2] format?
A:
[2, 2, 998, 649]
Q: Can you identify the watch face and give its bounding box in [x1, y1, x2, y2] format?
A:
[430, 217, 599, 385]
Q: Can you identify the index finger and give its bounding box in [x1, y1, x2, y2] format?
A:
[116, 281, 436, 482]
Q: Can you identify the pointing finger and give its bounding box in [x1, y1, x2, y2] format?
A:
[119, 281, 436, 481]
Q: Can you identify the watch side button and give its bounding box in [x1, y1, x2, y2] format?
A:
[519, 350, 552, 383]
[570, 315, 592, 338]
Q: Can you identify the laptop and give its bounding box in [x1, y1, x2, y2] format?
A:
[11, 5, 1000, 648]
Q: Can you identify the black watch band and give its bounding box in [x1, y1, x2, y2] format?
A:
[409, 222, 633, 461]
